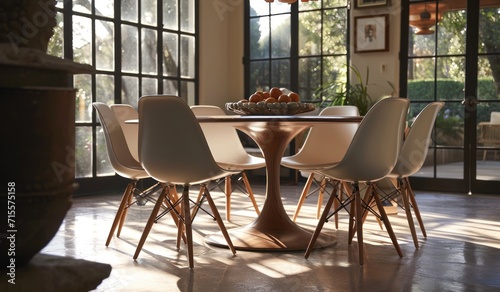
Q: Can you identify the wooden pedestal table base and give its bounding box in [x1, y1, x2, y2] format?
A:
[201, 116, 362, 251]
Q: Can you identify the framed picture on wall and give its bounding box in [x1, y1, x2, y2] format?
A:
[354, 14, 389, 53]
[355, 0, 390, 9]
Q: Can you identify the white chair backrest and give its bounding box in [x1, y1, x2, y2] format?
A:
[491, 112, 500, 124]
[332, 98, 410, 182]
[392, 102, 444, 177]
[110, 104, 140, 162]
[295, 105, 360, 165]
[138, 95, 226, 185]
[190, 105, 256, 164]
[92, 102, 143, 178]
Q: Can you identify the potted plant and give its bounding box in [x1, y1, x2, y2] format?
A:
[311, 65, 373, 115]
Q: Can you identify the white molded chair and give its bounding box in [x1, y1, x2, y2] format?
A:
[375, 101, 444, 249]
[134, 95, 236, 269]
[281, 105, 360, 222]
[191, 105, 265, 221]
[304, 97, 409, 265]
[93, 102, 164, 246]
[110, 104, 140, 162]
[478, 111, 500, 160]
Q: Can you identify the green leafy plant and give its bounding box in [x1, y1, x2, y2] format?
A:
[312, 65, 373, 115]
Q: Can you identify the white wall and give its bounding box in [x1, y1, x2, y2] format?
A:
[199, 0, 244, 109]
[200, 0, 401, 107]
[350, 0, 402, 102]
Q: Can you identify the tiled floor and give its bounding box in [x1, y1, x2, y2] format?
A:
[41, 180, 500, 291]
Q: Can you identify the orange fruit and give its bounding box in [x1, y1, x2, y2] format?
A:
[262, 91, 270, 99]
[254, 91, 265, 98]
[269, 87, 283, 98]
[265, 97, 277, 103]
[288, 92, 300, 102]
[249, 94, 264, 103]
[278, 94, 291, 102]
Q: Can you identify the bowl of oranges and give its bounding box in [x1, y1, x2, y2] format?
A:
[226, 87, 315, 115]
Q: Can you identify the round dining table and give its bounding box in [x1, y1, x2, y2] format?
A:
[197, 115, 362, 251]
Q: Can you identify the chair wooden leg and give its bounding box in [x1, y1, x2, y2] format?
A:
[292, 173, 314, 222]
[133, 185, 168, 260]
[181, 185, 194, 269]
[304, 181, 338, 259]
[399, 178, 419, 249]
[316, 178, 326, 219]
[347, 183, 356, 245]
[116, 186, 134, 237]
[106, 180, 137, 246]
[353, 183, 365, 266]
[203, 185, 236, 255]
[372, 188, 403, 258]
[405, 177, 427, 238]
[241, 172, 260, 215]
[225, 176, 232, 221]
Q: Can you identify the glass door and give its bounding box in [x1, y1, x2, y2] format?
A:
[402, 0, 500, 194]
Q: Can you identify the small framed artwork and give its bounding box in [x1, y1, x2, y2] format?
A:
[354, 14, 389, 53]
[355, 0, 390, 9]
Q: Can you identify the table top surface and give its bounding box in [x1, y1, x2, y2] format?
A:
[127, 115, 363, 124]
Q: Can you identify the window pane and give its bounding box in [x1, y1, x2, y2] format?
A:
[323, 0, 348, 8]
[75, 127, 92, 178]
[271, 14, 290, 58]
[438, 9, 466, 55]
[181, 81, 195, 106]
[250, 61, 270, 92]
[96, 74, 114, 104]
[122, 0, 138, 22]
[409, 33, 435, 57]
[250, 2, 270, 16]
[142, 77, 158, 96]
[271, 2, 291, 14]
[180, 35, 195, 78]
[299, 11, 321, 56]
[298, 57, 320, 100]
[271, 59, 290, 88]
[95, 0, 114, 18]
[435, 104, 464, 147]
[96, 20, 114, 71]
[163, 0, 178, 30]
[163, 79, 178, 96]
[163, 32, 178, 76]
[436, 149, 464, 179]
[180, 0, 195, 33]
[477, 56, 499, 101]
[141, 0, 157, 25]
[323, 9, 347, 54]
[73, 0, 90, 14]
[299, 0, 321, 11]
[122, 76, 139, 107]
[47, 12, 64, 58]
[408, 57, 434, 80]
[122, 25, 139, 73]
[250, 17, 269, 59]
[324, 56, 346, 85]
[141, 28, 158, 74]
[436, 57, 465, 101]
[479, 5, 500, 54]
[73, 16, 92, 65]
[74, 74, 92, 122]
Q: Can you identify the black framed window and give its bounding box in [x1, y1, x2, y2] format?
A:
[48, 0, 198, 191]
[245, 1, 349, 101]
